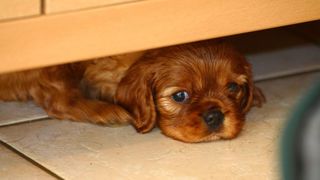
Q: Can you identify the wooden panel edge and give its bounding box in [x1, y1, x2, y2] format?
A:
[0, 0, 319, 73]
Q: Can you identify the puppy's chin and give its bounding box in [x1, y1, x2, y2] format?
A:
[158, 112, 245, 143]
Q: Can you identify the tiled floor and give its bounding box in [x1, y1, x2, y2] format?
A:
[1, 72, 319, 179]
[0, 102, 47, 126]
[0, 143, 55, 179]
[1, 22, 320, 179]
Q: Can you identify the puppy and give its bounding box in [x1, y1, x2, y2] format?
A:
[0, 40, 265, 142]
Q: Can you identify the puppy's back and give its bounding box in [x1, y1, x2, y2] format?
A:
[0, 70, 43, 101]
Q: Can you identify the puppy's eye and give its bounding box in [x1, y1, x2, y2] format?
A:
[227, 82, 239, 92]
[172, 91, 189, 103]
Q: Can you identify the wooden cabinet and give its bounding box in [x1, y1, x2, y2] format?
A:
[45, 0, 139, 13]
[0, 0, 319, 73]
[0, 0, 41, 21]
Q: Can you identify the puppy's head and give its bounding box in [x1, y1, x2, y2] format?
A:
[115, 41, 265, 143]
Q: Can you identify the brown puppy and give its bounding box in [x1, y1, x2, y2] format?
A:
[0, 40, 265, 142]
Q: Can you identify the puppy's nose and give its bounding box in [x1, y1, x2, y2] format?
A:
[202, 109, 224, 130]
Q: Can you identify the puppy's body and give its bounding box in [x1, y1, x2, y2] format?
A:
[0, 53, 142, 125]
[0, 41, 265, 142]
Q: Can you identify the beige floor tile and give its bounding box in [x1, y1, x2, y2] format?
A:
[0, 72, 319, 179]
[0, 102, 47, 126]
[229, 28, 320, 81]
[0, 143, 56, 180]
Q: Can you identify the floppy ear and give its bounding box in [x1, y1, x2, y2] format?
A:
[115, 62, 157, 133]
[240, 62, 266, 112]
[241, 82, 266, 113]
[252, 86, 266, 107]
[240, 83, 251, 112]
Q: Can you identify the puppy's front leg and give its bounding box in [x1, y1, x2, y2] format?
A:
[32, 88, 132, 126]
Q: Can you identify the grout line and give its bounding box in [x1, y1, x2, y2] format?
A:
[255, 69, 320, 83]
[0, 117, 51, 128]
[0, 140, 64, 180]
[254, 67, 320, 82]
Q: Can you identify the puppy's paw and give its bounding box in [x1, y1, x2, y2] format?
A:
[93, 105, 132, 127]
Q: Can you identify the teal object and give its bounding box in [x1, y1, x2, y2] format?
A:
[281, 81, 320, 180]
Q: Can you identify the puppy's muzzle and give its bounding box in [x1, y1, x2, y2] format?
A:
[202, 108, 224, 130]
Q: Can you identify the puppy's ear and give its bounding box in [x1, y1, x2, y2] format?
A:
[240, 83, 252, 112]
[252, 86, 266, 107]
[115, 62, 157, 133]
[241, 83, 266, 113]
[238, 59, 266, 112]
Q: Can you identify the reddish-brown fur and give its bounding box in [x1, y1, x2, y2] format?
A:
[0, 40, 265, 142]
